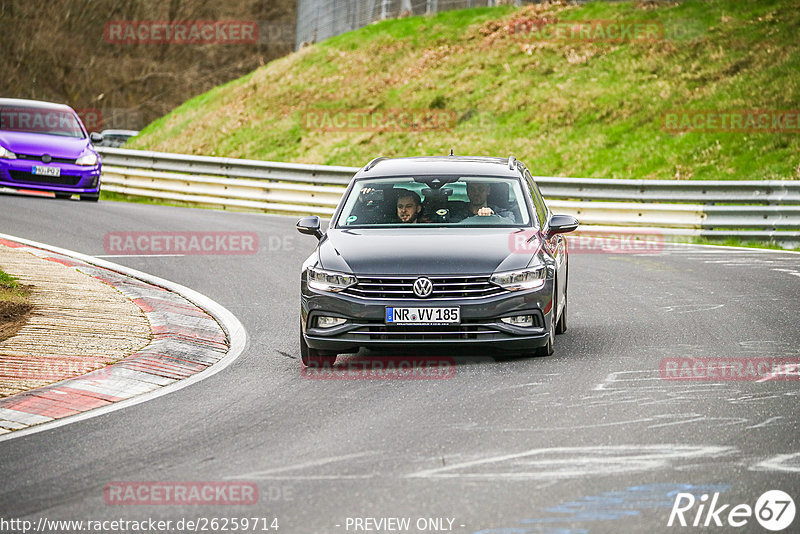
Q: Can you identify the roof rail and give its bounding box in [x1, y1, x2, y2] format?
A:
[508, 155, 516, 170]
[364, 157, 388, 171]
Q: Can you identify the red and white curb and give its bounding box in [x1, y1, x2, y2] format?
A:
[0, 233, 247, 441]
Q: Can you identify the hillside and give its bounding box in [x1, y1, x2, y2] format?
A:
[129, 0, 800, 180]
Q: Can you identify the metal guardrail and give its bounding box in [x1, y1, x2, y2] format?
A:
[98, 147, 355, 185]
[97, 147, 800, 244]
[536, 177, 800, 205]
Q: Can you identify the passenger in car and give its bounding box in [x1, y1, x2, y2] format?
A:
[395, 189, 423, 223]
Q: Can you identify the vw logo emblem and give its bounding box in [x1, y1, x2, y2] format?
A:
[41, 154, 51, 163]
[412, 277, 433, 298]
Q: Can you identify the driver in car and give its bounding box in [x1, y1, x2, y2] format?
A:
[451, 182, 515, 222]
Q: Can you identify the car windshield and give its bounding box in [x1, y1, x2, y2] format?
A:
[101, 134, 132, 147]
[0, 105, 85, 138]
[337, 175, 531, 227]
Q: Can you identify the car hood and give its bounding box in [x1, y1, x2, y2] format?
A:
[318, 228, 536, 275]
[0, 131, 91, 158]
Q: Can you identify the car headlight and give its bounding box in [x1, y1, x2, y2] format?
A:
[307, 267, 357, 292]
[490, 266, 547, 291]
[75, 152, 98, 166]
[0, 146, 16, 159]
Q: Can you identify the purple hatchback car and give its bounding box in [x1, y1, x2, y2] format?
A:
[0, 98, 102, 201]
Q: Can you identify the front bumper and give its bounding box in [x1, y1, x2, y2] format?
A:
[301, 280, 554, 355]
[0, 159, 101, 194]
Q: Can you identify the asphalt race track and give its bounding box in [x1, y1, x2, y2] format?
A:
[1, 192, 799, 534]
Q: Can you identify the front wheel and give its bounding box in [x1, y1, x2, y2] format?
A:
[555, 294, 567, 334]
[534, 327, 554, 356]
[555, 272, 568, 335]
[534, 291, 556, 356]
[300, 323, 337, 367]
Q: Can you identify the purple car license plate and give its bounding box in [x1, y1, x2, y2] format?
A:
[33, 166, 60, 177]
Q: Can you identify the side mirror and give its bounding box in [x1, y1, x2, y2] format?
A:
[547, 214, 579, 237]
[89, 132, 104, 145]
[296, 215, 323, 239]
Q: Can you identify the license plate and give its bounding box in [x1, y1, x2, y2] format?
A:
[386, 307, 460, 325]
[33, 166, 60, 177]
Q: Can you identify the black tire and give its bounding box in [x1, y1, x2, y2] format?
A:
[535, 326, 554, 356]
[300, 322, 337, 367]
[555, 286, 567, 335]
[55, 193, 71, 199]
[534, 289, 556, 356]
[555, 298, 567, 334]
[80, 193, 100, 202]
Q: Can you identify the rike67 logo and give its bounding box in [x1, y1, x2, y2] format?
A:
[668, 490, 795, 531]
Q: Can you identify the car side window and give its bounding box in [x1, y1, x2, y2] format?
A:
[524, 171, 548, 228]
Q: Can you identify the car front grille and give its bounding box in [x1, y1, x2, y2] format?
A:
[343, 275, 505, 300]
[15, 153, 76, 164]
[348, 324, 504, 341]
[7, 170, 81, 186]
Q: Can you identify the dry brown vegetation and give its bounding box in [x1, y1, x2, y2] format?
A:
[0, 0, 296, 130]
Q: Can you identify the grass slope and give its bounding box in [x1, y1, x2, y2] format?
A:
[0, 269, 31, 342]
[129, 0, 800, 180]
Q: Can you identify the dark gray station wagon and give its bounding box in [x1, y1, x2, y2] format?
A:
[297, 155, 578, 367]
